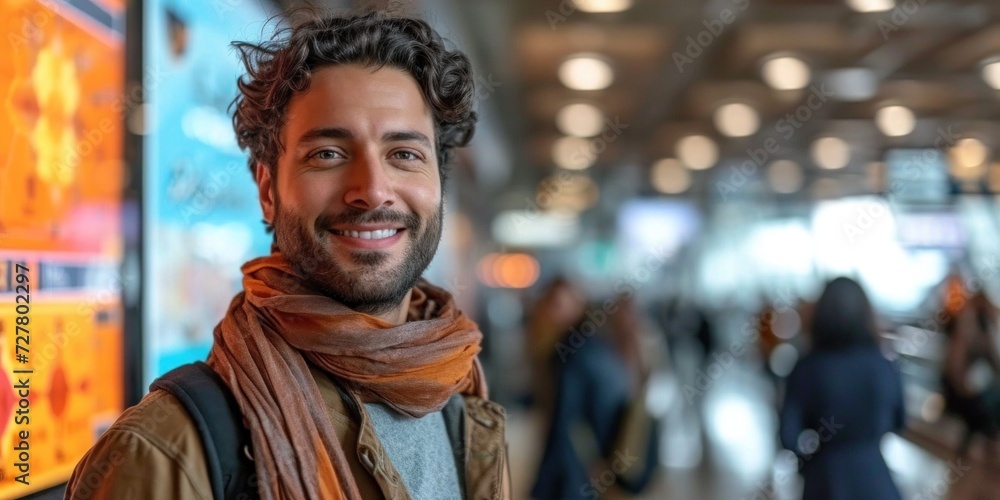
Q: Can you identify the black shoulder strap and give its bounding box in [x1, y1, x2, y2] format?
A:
[150, 361, 257, 500]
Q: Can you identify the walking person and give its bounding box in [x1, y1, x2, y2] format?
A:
[780, 277, 905, 500]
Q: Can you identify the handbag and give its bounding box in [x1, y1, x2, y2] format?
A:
[612, 378, 659, 493]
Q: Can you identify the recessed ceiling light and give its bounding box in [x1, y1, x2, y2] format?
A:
[767, 160, 804, 194]
[982, 59, 1000, 90]
[951, 138, 989, 168]
[875, 105, 916, 137]
[559, 55, 614, 91]
[761, 56, 811, 91]
[811, 137, 851, 170]
[713, 102, 760, 138]
[845, 0, 895, 13]
[556, 103, 604, 137]
[676, 135, 719, 171]
[552, 136, 596, 170]
[572, 0, 633, 13]
[651, 158, 691, 194]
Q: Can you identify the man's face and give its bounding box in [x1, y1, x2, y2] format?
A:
[257, 64, 443, 315]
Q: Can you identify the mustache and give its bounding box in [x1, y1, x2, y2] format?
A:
[316, 207, 420, 232]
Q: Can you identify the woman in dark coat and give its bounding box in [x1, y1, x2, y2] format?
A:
[779, 277, 905, 500]
[530, 295, 657, 499]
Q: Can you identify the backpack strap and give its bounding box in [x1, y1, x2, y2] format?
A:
[150, 361, 257, 500]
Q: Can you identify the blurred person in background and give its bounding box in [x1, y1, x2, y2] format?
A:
[780, 277, 905, 500]
[526, 276, 588, 415]
[942, 288, 1000, 452]
[531, 293, 658, 499]
[658, 295, 717, 379]
[756, 298, 781, 380]
[693, 305, 717, 366]
[66, 9, 509, 500]
[608, 295, 653, 389]
[941, 268, 967, 320]
[796, 296, 815, 340]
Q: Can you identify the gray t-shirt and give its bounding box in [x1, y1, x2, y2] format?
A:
[364, 403, 463, 499]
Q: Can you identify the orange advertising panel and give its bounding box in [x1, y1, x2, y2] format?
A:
[0, 0, 125, 497]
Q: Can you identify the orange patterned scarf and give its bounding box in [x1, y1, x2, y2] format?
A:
[206, 251, 487, 499]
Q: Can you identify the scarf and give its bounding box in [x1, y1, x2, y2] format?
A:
[206, 251, 487, 500]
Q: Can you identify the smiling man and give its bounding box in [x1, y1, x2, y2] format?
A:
[268, 63, 444, 322]
[66, 11, 508, 500]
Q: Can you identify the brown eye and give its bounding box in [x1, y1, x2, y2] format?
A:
[314, 150, 344, 160]
[392, 151, 419, 161]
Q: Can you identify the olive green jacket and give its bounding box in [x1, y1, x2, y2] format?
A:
[64, 364, 510, 499]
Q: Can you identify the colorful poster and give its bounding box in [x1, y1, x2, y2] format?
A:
[0, 0, 125, 496]
[143, 0, 276, 385]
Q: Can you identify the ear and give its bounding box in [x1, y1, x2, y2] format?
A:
[256, 162, 275, 224]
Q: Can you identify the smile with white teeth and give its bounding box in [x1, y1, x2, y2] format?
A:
[331, 228, 400, 240]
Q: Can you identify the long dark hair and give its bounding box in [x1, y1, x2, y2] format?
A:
[811, 277, 879, 350]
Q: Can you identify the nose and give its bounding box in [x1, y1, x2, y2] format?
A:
[342, 150, 394, 210]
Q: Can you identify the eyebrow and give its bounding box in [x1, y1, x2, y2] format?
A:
[383, 130, 433, 149]
[297, 127, 433, 149]
[298, 127, 353, 144]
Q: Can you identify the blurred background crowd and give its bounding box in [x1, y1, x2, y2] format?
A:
[5, 0, 1000, 498]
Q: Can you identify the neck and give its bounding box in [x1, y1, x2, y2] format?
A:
[371, 289, 413, 325]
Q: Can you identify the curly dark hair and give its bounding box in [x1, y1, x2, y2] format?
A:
[231, 9, 478, 185]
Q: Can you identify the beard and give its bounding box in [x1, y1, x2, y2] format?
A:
[272, 196, 443, 316]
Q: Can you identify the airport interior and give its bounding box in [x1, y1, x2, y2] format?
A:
[6, 0, 1000, 498]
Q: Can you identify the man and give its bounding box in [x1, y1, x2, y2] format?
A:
[65, 10, 509, 500]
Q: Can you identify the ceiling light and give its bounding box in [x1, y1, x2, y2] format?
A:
[811, 137, 851, 170]
[767, 160, 804, 194]
[951, 138, 989, 168]
[556, 103, 604, 137]
[559, 55, 614, 91]
[538, 174, 600, 212]
[761, 56, 811, 91]
[845, 0, 895, 13]
[572, 0, 633, 13]
[552, 136, 596, 170]
[651, 158, 691, 194]
[875, 105, 916, 137]
[676, 135, 718, 171]
[982, 59, 1000, 90]
[713, 102, 760, 138]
